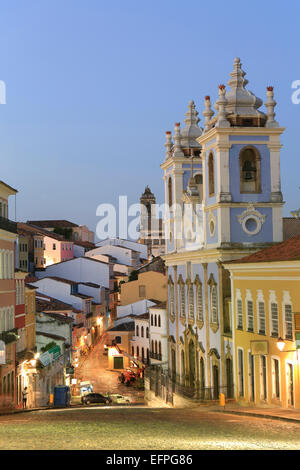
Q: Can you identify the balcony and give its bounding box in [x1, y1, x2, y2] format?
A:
[150, 352, 162, 361]
[0, 328, 19, 345]
[0, 216, 17, 234]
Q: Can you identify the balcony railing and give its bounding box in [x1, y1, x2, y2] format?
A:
[0, 328, 19, 345]
[0, 216, 17, 234]
[145, 366, 235, 402]
[150, 352, 162, 361]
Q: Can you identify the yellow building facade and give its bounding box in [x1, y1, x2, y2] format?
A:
[224, 239, 300, 410]
[120, 271, 167, 306]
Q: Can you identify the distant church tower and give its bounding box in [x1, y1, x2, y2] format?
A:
[139, 186, 165, 259]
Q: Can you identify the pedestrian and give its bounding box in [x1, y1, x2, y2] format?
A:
[22, 387, 28, 409]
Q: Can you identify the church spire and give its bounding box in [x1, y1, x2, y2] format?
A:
[180, 100, 202, 148]
[203, 96, 214, 133]
[173, 123, 184, 157]
[265, 86, 279, 128]
[224, 57, 265, 119]
[164, 131, 173, 160]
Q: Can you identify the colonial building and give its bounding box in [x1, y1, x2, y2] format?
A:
[160, 58, 284, 404]
[224, 235, 300, 409]
[0, 181, 18, 408]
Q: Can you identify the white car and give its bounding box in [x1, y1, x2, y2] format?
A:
[109, 394, 133, 405]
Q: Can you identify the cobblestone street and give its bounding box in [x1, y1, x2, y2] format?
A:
[0, 406, 300, 450]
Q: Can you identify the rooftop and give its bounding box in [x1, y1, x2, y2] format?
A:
[27, 219, 78, 228]
[107, 322, 135, 332]
[35, 293, 81, 313]
[226, 233, 300, 265]
[283, 217, 300, 240]
[18, 222, 72, 242]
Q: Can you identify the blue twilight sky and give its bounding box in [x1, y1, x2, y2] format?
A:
[0, 0, 299, 239]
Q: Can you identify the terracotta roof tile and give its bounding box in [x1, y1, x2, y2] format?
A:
[227, 233, 300, 264]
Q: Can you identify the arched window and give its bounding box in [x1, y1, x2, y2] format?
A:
[137, 346, 139, 358]
[158, 315, 161, 327]
[179, 279, 185, 317]
[151, 315, 153, 326]
[132, 346, 134, 356]
[159, 342, 162, 355]
[154, 315, 157, 327]
[168, 177, 173, 207]
[239, 146, 261, 193]
[155, 341, 157, 354]
[151, 340, 154, 353]
[195, 173, 203, 201]
[211, 285, 218, 324]
[196, 283, 203, 322]
[168, 278, 175, 316]
[141, 347, 144, 362]
[208, 153, 215, 196]
[181, 350, 185, 383]
[141, 326, 144, 337]
[136, 325, 139, 337]
[146, 327, 149, 338]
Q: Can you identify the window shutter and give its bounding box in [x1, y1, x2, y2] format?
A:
[247, 301, 254, 331]
[285, 305, 293, 339]
[258, 302, 266, 334]
[237, 299, 243, 329]
[271, 303, 279, 336]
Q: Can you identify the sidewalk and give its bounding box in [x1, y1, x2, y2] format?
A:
[0, 406, 50, 417]
[210, 404, 300, 423]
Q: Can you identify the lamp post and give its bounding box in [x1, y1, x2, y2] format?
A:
[276, 337, 299, 359]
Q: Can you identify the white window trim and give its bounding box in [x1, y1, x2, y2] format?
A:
[271, 355, 281, 400]
[282, 291, 293, 341]
[236, 289, 243, 330]
[269, 290, 279, 337]
[259, 354, 268, 402]
[245, 289, 254, 333]
[237, 347, 245, 398]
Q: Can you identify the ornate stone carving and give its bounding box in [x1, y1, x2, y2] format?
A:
[237, 203, 266, 236]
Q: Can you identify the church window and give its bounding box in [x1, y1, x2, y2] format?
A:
[208, 153, 215, 196]
[196, 283, 203, 322]
[240, 146, 261, 193]
[179, 282, 185, 317]
[168, 177, 173, 207]
[211, 285, 218, 324]
[188, 283, 194, 319]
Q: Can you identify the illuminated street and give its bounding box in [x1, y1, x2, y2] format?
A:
[73, 333, 143, 403]
[0, 407, 299, 450]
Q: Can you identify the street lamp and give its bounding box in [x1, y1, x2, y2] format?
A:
[276, 337, 299, 360]
[276, 337, 285, 352]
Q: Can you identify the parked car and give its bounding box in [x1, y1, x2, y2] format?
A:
[81, 393, 112, 405]
[107, 394, 133, 405]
